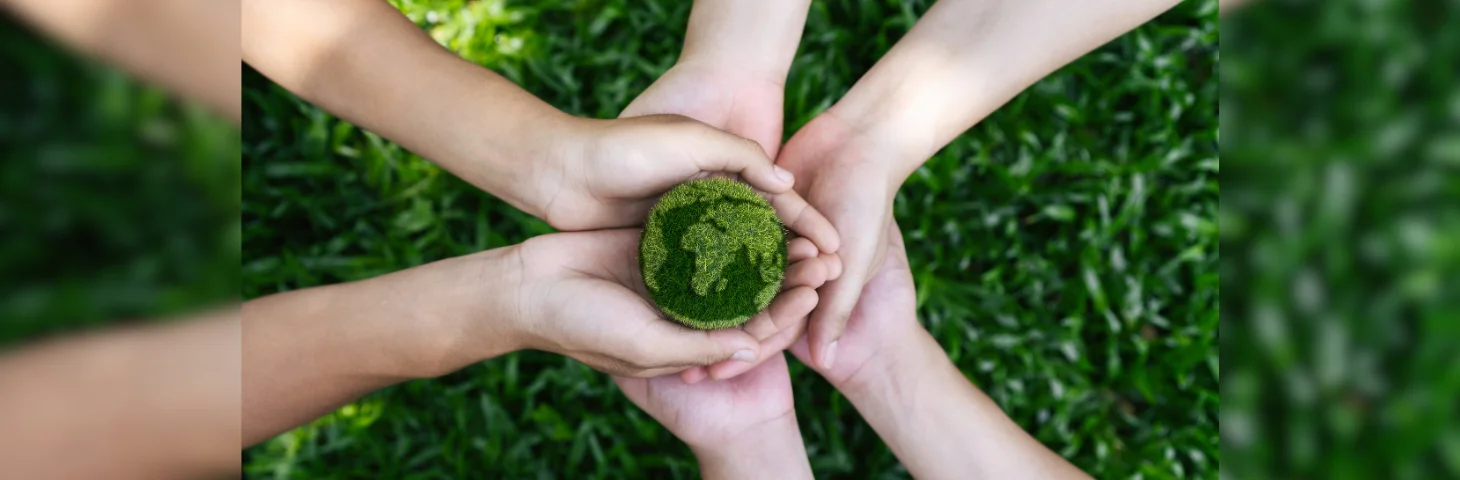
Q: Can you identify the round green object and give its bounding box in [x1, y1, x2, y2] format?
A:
[639, 178, 787, 329]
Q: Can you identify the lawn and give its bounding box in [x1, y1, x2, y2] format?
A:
[241, 0, 1219, 478]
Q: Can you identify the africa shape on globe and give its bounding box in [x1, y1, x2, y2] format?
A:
[640, 179, 787, 330]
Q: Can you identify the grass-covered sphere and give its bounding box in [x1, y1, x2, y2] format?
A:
[639, 178, 787, 329]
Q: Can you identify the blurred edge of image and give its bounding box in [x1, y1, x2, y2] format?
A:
[1221, 0, 1460, 478]
[0, 9, 240, 345]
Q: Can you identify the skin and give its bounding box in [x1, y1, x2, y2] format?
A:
[783, 0, 1184, 370]
[613, 220, 830, 480]
[0, 310, 241, 479]
[1, 0, 241, 123]
[789, 221, 1092, 479]
[240, 0, 838, 253]
[618, 0, 842, 385]
[242, 231, 829, 447]
[0, 1, 241, 477]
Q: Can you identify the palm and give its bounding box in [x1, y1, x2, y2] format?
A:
[614, 353, 794, 446]
[621, 63, 786, 156]
[790, 221, 919, 385]
[776, 114, 904, 358]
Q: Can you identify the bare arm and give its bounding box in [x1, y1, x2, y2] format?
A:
[831, 0, 1182, 177]
[0, 310, 241, 478]
[1, 0, 240, 123]
[242, 247, 524, 446]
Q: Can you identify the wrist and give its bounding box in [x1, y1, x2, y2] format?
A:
[689, 414, 812, 480]
[378, 245, 530, 378]
[448, 105, 581, 221]
[676, 0, 810, 84]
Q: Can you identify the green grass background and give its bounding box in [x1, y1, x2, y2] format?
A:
[242, 0, 1218, 478]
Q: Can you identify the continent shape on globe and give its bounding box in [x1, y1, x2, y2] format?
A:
[639, 179, 786, 330]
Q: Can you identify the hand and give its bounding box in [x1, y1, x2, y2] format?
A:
[497, 229, 826, 378]
[622, 58, 845, 383]
[526, 115, 839, 259]
[777, 112, 908, 371]
[614, 354, 813, 479]
[789, 218, 921, 389]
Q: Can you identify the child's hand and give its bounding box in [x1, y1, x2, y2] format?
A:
[498, 228, 826, 378]
[508, 114, 838, 257]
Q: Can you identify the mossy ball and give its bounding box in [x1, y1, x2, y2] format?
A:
[639, 178, 787, 329]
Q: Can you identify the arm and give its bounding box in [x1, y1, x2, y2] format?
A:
[245, 229, 818, 446]
[242, 247, 524, 446]
[792, 223, 1088, 479]
[0, 310, 240, 479]
[693, 412, 813, 480]
[242, 0, 837, 245]
[788, 0, 1178, 372]
[241, 0, 564, 217]
[830, 0, 1181, 176]
[678, 0, 811, 83]
[838, 330, 1088, 479]
[2, 0, 240, 123]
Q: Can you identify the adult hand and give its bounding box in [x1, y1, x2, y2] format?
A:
[614, 354, 813, 479]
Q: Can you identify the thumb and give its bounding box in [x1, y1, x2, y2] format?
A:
[807, 264, 869, 370]
[688, 125, 795, 194]
[639, 323, 761, 371]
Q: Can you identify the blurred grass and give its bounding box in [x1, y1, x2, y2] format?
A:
[242, 0, 1217, 478]
[1221, 1, 1460, 478]
[0, 13, 239, 344]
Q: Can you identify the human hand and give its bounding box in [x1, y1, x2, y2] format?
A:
[614, 353, 813, 479]
[788, 218, 924, 389]
[624, 49, 846, 383]
[776, 112, 912, 370]
[476, 228, 826, 378]
[509, 115, 838, 259]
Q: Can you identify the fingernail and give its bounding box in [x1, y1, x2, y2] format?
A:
[823, 341, 838, 369]
[773, 166, 794, 185]
[732, 350, 757, 363]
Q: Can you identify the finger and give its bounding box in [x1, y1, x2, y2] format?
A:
[679, 366, 708, 384]
[820, 253, 843, 281]
[741, 286, 817, 340]
[807, 262, 870, 370]
[710, 287, 817, 380]
[690, 126, 794, 194]
[787, 237, 818, 262]
[635, 322, 760, 369]
[767, 191, 840, 254]
[783, 258, 828, 290]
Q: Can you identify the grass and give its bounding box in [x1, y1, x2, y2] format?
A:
[242, 0, 1218, 478]
[641, 178, 786, 329]
[0, 14, 239, 344]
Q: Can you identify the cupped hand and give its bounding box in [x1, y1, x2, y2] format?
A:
[614, 352, 797, 448]
[539, 114, 839, 258]
[790, 219, 922, 389]
[508, 229, 826, 378]
[623, 63, 845, 382]
[776, 112, 907, 371]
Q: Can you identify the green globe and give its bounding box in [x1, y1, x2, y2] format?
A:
[639, 178, 787, 329]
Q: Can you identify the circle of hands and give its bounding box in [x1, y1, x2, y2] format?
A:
[515, 61, 920, 446]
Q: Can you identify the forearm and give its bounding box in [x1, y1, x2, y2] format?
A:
[0, 310, 240, 478]
[242, 247, 524, 446]
[241, 0, 569, 215]
[691, 414, 813, 480]
[678, 0, 811, 80]
[830, 0, 1180, 176]
[3, 0, 241, 123]
[840, 330, 1088, 479]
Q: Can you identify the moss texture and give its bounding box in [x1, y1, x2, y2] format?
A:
[640, 178, 787, 329]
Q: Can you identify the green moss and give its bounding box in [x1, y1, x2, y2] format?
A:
[639, 178, 787, 329]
